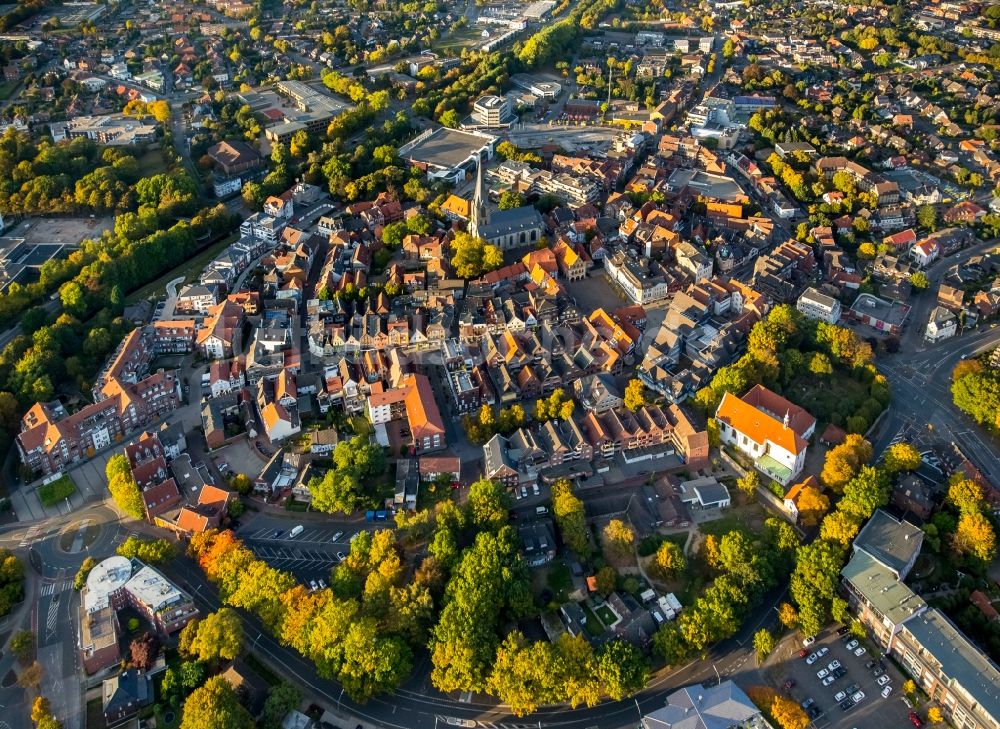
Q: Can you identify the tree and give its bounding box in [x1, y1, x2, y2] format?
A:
[130, 633, 160, 671]
[948, 476, 987, 515]
[180, 676, 254, 729]
[106, 453, 146, 519]
[603, 519, 635, 559]
[857, 242, 877, 259]
[840, 466, 889, 519]
[594, 565, 617, 596]
[819, 510, 862, 547]
[753, 629, 775, 663]
[651, 540, 685, 579]
[652, 622, 688, 666]
[884, 442, 922, 474]
[498, 190, 523, 210]
[820, 434, 873, 491]
[953, 511, 998, 562]
[903, 679, 916, 696]
[439, 110, 459, 128]
[737, 471, 761, 497]
[552, 480, 590, 557]
[117, 536, 177, 564]
[17, 660, 42, 689]
[186, 608, 243, 663]
[777, 602, 799, 629]
[808, 352, 833, 377]
[928, 707, 943, 724]
[909, 271, 930, 290]
[466, 478, 510, 532]
[10, 630, 33, 662]
[917, 204, 938, 231]
[796, 485, 830, 527]
[595, 640, 647, 700]
[260, 683, 301, 729]
[623, 379, 647, 411]
[74, 556, 97, 591]
[449, 232, 503, 279]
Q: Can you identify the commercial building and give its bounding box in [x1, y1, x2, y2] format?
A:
[81, 556, 198, 674]
[841, 510, 1000, 729]
[49, 114, 157, 146]
[472, 95, 513, 127]
[510, 73, 562, 99]
[642, 680, 768, 729]
[796, 286, 842, 324]
[399, 126, 497, 184]
[848, 293, 910, 334]
[715, 384, 816, 485]
[604, 251, 669, 306]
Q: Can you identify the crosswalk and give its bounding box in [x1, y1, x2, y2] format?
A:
[45, 602, 58, 636]
[19, 525, 43, 547]
[40, 581, 71, 597]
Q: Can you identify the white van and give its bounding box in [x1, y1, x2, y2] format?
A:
[289, 525, 304, 538]
[535, 506, 549, 516]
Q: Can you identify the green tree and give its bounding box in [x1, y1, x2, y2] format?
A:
[117, 536, 177, 565]
[498, 190, 524, 210]
[552, 480, 590, 557]
[917, 204, 938, 231]
[74, 556, 97, 591]
[651, 540, 686, 579]
[753, 628, 775, 663]
[9, 630, 33, 662]
[106, 454, 146, 519]
[439, 109, 460, 128]
[186, 608, 243, 663]
[737, 470, 761, 497]
[909, 271, 930, 290]
[603, 519, 635, 559]
[596, 640, 648, 700]
[260, 684, 301, 729]
[466, 478, 510, 532]
[180, 676, 254, 729]
[883, 442, 922, 474]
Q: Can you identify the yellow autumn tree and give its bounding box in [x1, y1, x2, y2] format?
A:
[796, 485, 830, 527]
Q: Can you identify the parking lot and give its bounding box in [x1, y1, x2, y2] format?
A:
[779, 630, 916, 729]
[239, 522, 377, 583]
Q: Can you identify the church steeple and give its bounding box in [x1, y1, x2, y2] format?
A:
[469, 156, 490, 237]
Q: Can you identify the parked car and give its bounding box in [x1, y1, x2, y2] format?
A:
[834, 691, 847, 702]
[854, 646, 867, 657]
[816, 647, 829, 658]
[832, 667, 847, 679]
[865, 660, 877, 670]
[783, 679, 796, 690]
[846, 683, 860, 695]
[806, 653, 819, 665]
[801, 698, 815, 710]
[881, 686, 893, 699]
[877, 675, 890, 686]
[816, 668, 830, 680]
[828, 660, 841, 671]
[872, 667, 884, 677]
[836, 626, 850, 635]
[273, 530, 282, 538]
[840, 699, 855, 711]
[852, 691, 866, 703]
[822, 675, 836, 687]
[909, 711, 923, 727]
[845, 639, 859, 651]
[336, 551, 346, 561]
[799, 649, 810, 658]
[802, 635, 816, 647]
[331, 531, 344, 542]
[807, 706, 821, 720]
[309, 580, 318, 590]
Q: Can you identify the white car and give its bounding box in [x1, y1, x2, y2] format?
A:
[336, 551, 346, 561]
[532, 483, 540, 495]
[877, 675, 891, 687]
[852, 691, 866, 703]
[806, 653, 819, 665]
[845, 640, 859, 651]
[331, 531, 343, 542]
[802, 635, 816, 647]
[816, 647, 829, 658]
[881, 686, 893, 699]
[309, 580, 318, 591]
[834, 691, 847, 702]
[822, 676, 836, 687]
[318, 579, 327, 589]
[816, 668, 830, 680]
[828, 660, 841, 672]
[514, 488, 522, 500]
[854, 646, 867, 657]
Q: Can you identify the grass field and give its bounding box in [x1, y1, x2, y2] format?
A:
[136, 149, 169, 177]
[126, 232, 238, 304]
[433, 25, 484, 52]
[595, 604, 617, 626]
[38, 475, 76, 507]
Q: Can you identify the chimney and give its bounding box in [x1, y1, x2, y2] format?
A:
[783, 410, 790, 428]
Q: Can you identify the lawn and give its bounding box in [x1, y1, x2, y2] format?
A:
[595, 604, 617, 626]
[546, 561, 573, 603]
[37, 475, 76, 507]
[433, 25, 483, 52]
[580, 604, 605, 636]
[698, 514, 751, 537]
[125, 232, 239, 304]
[136, 149, 168, 177]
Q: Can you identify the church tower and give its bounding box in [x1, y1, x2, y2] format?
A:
[469, 157, 490, 238]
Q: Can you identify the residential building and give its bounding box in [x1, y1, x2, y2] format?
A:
[605, 251, 669, 305]
[472, 95, 513, 127]
[925, 306, 958, 343]
[796, 287, 842, 324]
[715, 384, 816, 485]
[102, 670, 153, 724]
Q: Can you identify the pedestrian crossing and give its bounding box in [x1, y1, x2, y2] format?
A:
[45, 602, 58, 635]
[19, 525, 42, 547]
[40, 581, 71, 597]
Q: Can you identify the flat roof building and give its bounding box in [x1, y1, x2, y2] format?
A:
[398, 126, 497, 184]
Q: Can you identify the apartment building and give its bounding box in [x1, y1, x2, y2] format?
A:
[796, 286, 842, 324]
[605, 251, 669, 305]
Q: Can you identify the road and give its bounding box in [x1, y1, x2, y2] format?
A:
[874, 325, 1000, 479]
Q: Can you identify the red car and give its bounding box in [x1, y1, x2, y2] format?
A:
[909, 712, 923, 728]
[783, 679, 796, 690]
[799, 649, 809, 658]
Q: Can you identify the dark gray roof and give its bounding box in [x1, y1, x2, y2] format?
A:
[477, 206, 544, 241]
[852, 509, 923, 578]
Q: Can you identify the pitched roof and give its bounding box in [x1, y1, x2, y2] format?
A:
[715, 384, 814, 456]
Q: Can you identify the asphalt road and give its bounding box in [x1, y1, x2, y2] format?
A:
[875, 324, 1000, 479]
